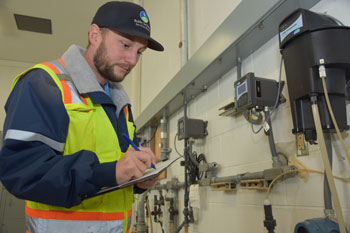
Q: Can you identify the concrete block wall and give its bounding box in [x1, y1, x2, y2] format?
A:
[131, 0, 350, 232]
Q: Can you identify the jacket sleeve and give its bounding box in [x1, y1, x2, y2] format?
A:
[0, 69, 117, 208]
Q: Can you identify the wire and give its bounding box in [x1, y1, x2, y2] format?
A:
[251, 123, 264, 134]
[277, 152, 288, 164]
[159, 221, 165, 233]
[188, 150, 198, 184]
[243, 110, 264, 134]
[265, 168, 350, 200]
[244, 110, 263, 125]
[174, 133, 184, 157]
[197, 153, 207, 179]
[269, 56, 284, 116]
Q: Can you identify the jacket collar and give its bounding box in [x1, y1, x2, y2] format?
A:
[61, 45, 131, 116]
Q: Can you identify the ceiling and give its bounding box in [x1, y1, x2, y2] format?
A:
[0, 0, 126, 64]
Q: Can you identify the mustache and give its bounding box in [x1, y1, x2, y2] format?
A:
[114, 63, 133, 72]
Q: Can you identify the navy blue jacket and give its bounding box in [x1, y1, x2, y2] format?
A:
[0, 67, 144, 208]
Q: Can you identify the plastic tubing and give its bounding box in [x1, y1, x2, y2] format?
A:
[320, 75, 350, 171]
[311, 97, 346, 233]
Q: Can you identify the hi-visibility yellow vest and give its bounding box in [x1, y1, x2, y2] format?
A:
[12, 59, 135, 233]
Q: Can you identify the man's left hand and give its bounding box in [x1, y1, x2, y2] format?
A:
[136, 177, 158, 189]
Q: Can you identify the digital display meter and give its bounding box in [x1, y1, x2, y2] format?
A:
[236, 80, 248, 101]
[234, 73, 282, 113]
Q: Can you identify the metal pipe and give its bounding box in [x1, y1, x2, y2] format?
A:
[183, 93, 190, 232]
[264, 107, 280, 167]
[160, 110, 171, 161]
[197, 166, 296, 186]
[136, 193, 148, 233]
[237, 57, 242, 80]
[181, 0, 188, 66]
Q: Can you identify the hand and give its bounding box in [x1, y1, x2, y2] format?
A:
[115, 147, 158, 185]
[136, 177, 158, 189]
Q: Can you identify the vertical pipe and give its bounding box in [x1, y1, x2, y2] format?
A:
[237, 57, 242, 80]
[136, 193, 148, 233]
[172, 189, 179, 233]
[181, 0, 188, 66]
[179, 2, 189, 230]
[324, 133, 333, 215]
[311, 96, 346, 233]
[264, 107, 280, 167]
[183, 93, 190, 232]
[160, 110, 170, 161]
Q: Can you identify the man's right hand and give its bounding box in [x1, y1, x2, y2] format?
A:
[115, 147, 158, 185]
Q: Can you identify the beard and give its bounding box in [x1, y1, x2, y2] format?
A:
[93, 41, 129, 83]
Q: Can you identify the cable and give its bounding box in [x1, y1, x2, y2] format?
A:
[312, 97, 346, 233]
[265, 168, 350, 200]
[277, 152, 288, 164]
[244, 109, 263, 125]
[273, 56, 284, 110]
[159, 221, 165, 233]
[251, 123, 264, 134]
[321, 76, 350, 171]
[174, 133, 184, 157]
[197, 153, 207, 179]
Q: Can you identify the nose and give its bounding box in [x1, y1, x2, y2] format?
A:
[125, 51, 139, 67]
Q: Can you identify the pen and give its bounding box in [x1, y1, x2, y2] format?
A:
[122, 133, 156, 169]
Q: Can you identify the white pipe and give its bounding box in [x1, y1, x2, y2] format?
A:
[181, 0, 188, 66]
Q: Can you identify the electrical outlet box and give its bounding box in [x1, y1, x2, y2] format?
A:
[177, 117, 208, 140]
[234, 72, 281, 113]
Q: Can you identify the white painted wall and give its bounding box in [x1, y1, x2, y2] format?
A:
[140, 0, 182, 112]
[0, 60, 33, 128]
[128, 0, 350, 232]
[0, 60, 32, 233]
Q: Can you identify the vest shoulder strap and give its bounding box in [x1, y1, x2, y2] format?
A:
[40, 59, 87, 105]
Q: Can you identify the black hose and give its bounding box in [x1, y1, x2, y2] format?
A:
[263, 202, 276, 233]
[175, 220, 186, 233]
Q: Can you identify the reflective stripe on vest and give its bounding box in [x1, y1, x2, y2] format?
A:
[10, 60, 135, 233]
[25, 204, 132, 221]
[25, 213, 132, 233]
[4, 129, 64, 152]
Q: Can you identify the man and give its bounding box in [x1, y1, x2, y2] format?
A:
[0, 1, 163, 233]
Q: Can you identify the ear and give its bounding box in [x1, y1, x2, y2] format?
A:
[88, 24, 102, 46]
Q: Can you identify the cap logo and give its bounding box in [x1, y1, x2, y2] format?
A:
[140, 11, 149, 24]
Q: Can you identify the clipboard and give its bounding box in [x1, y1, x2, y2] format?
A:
[83, 156, 181, 199]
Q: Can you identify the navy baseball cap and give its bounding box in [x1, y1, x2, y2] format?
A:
[92, 1, 164, 51]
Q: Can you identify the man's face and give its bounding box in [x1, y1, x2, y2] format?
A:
[93, 29, 147, 83]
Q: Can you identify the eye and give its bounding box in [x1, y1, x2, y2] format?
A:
[121, 41, 130, 49]
[137, 48, 146, 55]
